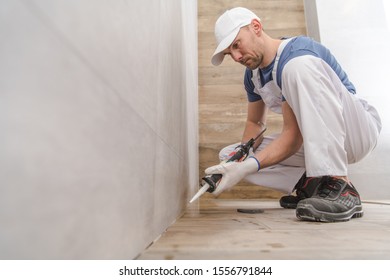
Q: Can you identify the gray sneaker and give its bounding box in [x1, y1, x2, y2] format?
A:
[296, 177, 363, 222]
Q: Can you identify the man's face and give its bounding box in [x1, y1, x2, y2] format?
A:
[223, 24, 263, 69]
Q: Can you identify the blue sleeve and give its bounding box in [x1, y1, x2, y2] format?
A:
[244, 68, 262, 102]
[276, 36, 356, 94]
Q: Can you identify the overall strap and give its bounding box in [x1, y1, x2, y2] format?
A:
[272, 37, 295, 90]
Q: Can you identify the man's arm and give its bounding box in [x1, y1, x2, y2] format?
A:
[252, 100, 303, 168]
[241, 100, 268, 150]
[205, 100, 302, 196]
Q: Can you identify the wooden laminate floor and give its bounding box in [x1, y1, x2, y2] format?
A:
[137, 199, 390, 259]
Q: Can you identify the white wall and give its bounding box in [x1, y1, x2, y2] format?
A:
[304, 0, 390, 199]
[0, 0, 198, 259]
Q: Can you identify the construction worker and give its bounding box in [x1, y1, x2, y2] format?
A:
[206, 7, 382, 222]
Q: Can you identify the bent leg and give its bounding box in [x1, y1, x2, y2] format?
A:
[282, 56, 381, 176]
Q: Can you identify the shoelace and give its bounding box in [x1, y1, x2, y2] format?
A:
[317, 177, 344, 198]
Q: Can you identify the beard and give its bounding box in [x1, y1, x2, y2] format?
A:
[244, 57, 262, 70]
[242, 54, 263, 70]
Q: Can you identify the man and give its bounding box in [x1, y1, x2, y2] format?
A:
[205, 7, 382, 222]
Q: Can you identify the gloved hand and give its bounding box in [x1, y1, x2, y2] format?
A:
[205, 157, 260, 196]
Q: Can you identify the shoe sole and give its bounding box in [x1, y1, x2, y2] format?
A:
[296, 204, 364, 222]
[279, 201, 298, 209]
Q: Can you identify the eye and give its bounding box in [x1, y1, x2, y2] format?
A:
[232, 41, 239, 49]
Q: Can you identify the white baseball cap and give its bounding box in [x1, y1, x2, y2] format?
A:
[211, 7, 260, 66]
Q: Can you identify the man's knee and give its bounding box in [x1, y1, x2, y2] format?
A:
[219, 143, 240, 161]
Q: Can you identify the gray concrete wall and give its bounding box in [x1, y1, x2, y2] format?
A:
[304, 0, 390, 199]
[0, 0, 198, 259]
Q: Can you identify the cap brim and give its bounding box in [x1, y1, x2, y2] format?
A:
[211, 26, 241, 66]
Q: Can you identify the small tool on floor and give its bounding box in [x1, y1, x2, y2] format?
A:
[237, 208, 264, 214]
[189, 127, 266, 203]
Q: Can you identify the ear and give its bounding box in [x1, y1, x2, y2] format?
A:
[251, 19, 262, 36]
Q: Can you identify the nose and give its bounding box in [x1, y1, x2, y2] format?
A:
[230, 50, 242, 63]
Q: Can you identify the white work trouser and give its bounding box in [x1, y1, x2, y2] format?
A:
[220, 135, 306, 193]
[220, 56, 381, 194]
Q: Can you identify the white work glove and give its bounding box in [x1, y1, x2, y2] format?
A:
[205, 157, 260, 196]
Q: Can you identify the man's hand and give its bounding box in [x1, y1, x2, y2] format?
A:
[228, 145, 255, 161]
[205, 157, 260, 196]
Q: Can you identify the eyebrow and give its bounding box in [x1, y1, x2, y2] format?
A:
[223, 39, 239, 56]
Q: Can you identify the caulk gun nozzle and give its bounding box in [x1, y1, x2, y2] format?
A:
[189, 183, 210, 203]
